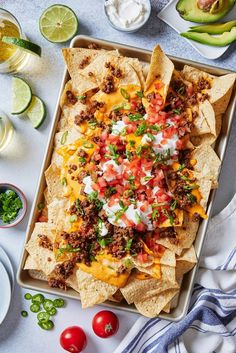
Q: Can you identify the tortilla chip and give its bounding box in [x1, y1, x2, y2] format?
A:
[176, 246, 197, 280]
[134, 288, 179, 318]
[182, 65, 236, 115]
[51, 128, 82, 167]
[192, 100, 216, 137]
[47, 199, 71, 230]
[62, 48, 101, 77]
[75, 269, 117, 308]
[162, 302, 171, 313]
[121, 274, 178, 304]
[45, 164, 64, 202]
[191, 113, 222, 147]
[109, 290, 124, 303]
[160, 249, 176, 267]
[194, 172, 212, 209]
[157, 214, 199, 255]
[192, 144, 221, 185]
[145, 45, 174, 97]
[24, 255, 39, 270]
[28, 269, 47, 281]
[25, 223, 57, 276]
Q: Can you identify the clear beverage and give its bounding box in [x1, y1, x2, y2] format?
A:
[0, 110, 14, 152]
[0, 8, 29, 73]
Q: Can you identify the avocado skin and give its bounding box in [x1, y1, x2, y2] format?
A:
[190, 20, 236, 34]
[181, 27, 236, 46]
[176, 0, 236, 23]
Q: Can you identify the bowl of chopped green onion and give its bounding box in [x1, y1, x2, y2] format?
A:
[0, 183, 27, 228]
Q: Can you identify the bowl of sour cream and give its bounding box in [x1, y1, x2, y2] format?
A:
[104, 0, 151, 33]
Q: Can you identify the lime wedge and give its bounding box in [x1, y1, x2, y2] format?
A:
[39, 5, 78, 43]
[26, 95, 46, 129]
[1, 37, 41, 57]
[12, 77, 32, 115]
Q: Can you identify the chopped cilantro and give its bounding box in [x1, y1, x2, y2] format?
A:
[88, 120, 98, 129]
[0, 189, 23, 224]
[187, 193, 197, 203]
[147, 133, 155, 141]
[83, 141, 94, 149]
[173, 108, 181, 115]
[78, 157, 86, 164]
[69, 215, 78, 223]
[152, 209, 159, 221]
[177, 164, 186, 172]
[135, 122, 147, 136]
[105, 144, 119, 164]
[37, 202, 44, 211]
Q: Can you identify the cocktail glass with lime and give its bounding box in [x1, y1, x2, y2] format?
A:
[0, 8, 29, 73]
[0, 110, 14, 152]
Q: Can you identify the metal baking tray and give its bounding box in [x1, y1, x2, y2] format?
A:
[17, 35, 236, 322]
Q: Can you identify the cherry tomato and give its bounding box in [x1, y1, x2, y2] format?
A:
[92, 310, 119, 338]
[60, 326, 87, 353]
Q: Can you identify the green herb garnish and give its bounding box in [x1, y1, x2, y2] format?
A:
[61, 177, 67, 186]
[120, 88, 130, 100]
[129, 113, 144, 121]
[125, 238, 133, 251]
[77, 95, 86, 101]
[60, 131, 68, 145]
[21, 310, 28, 317]
[136, 91, 144, 98]
[135, 122, 147, 136]
[0, 189, 23, 224]
[83, 141, 94, 149]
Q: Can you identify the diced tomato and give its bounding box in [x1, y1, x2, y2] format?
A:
[137, 252, 149, 263]
[120, 214, 134, 227]
[176, 139, 184, 150]
[97, 177, 107, 188]
[163, 126, 177, 139]
[187, 83, 194, 96]
[135, 222, 147, 232]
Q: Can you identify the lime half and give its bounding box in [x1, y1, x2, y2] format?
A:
[26, 95, 46, 129]
[12, 77, 32, 115]
[39, 5, 78, 43]
[2, 37, 41, 57]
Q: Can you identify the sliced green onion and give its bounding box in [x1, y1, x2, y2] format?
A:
[37, 311, 50, 322]
[24, 293, 32, 300]
[120, 88, 130, 100]
[30, 303, 41, 313]
[21, 310, 28, 317]
[136, 91, 144, 98]
[83, 141, 94, 149]
[61, 131, 68, 145]
[32, 293, 45, 304]
[38, 320, 54, 331]
[53, 298, 65, 308]
[37, 203, 44, 211]
[48, 307, 57, 316]
[69, 214, 78, 223]
[43, 299, 54, 312]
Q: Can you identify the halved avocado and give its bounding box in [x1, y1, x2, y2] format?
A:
[181, 26, 236, 46]
[176, 0, 236, 23]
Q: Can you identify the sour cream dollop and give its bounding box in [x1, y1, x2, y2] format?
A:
[105, 0, 149, 30]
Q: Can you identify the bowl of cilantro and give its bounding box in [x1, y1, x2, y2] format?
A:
[0, 184, 27, 228]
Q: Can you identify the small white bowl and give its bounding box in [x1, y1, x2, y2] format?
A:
[0, 183, 27, 228]
[104, 0, 151, 33]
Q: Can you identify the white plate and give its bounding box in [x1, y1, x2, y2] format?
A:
[158, 0, 236, 59]
[0, 261, 11, 325]
[0, 247, 14, 291]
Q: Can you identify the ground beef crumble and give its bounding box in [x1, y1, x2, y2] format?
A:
[38, 234, 53, 251]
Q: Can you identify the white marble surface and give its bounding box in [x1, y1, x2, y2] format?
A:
[0, 1, 236, 352]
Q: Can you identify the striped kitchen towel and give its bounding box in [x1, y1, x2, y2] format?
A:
[114, 194, 236, 353]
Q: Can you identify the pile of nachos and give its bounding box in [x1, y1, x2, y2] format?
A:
[24, 44, 236, 317]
